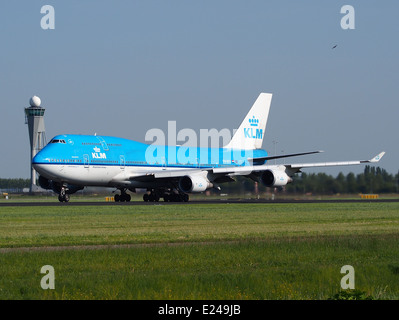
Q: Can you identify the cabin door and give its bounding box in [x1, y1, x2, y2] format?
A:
[120, 155, 125, 170]
[84, 154, 90, 168]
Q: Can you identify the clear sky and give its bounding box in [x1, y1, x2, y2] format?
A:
[0, 1, 398, 178]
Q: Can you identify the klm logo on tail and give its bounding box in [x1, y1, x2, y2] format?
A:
[244, 116, 263, 139]
[223, 93, 271, 150]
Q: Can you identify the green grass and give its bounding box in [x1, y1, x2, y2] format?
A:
[1, 203, 398, 248]
[0, 202, 399, 299]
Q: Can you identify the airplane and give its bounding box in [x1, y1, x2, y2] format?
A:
[32, 93, 385, 202]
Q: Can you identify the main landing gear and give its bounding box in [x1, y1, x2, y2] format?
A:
[110, 188, 189, 203]
[114, 188, 131, 202]
[143, 189, 189, 202]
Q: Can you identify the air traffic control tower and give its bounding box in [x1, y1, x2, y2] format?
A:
[25, 96, 47, 192]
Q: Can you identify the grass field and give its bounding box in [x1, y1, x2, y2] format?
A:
[0, 202, 398, 299]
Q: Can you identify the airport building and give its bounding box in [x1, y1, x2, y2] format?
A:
[25, 96, 47, 192]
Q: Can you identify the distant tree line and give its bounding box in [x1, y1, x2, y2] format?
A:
[1, 166, 398, 195]
[285, 166, 398, 194]
[0, 178, 30, 191]
[220, 166, 399, 195]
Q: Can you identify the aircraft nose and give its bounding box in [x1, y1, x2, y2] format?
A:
[32, 147, 49, 166]
[32, 147, 54, 178]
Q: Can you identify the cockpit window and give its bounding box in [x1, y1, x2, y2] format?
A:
[50, 139, 66, 144]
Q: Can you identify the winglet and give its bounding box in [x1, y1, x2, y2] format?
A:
[365, 152, 386, 163]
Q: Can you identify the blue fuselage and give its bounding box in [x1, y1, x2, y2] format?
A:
[33, 134, 268, 171]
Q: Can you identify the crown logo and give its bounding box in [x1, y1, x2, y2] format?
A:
[93, 147, 101, 153]
[249, 116, 259, 127]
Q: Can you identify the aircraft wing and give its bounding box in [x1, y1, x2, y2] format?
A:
[284, 151, 386, 173]
[128, 168, 212, 181]
[128, 152, 385, 181]
[212, 151, 386, 176]
[126, 152, 385, 193]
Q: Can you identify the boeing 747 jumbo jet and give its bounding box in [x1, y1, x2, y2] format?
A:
[32, 93, 385, 202]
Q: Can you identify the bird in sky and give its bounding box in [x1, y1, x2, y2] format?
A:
[332, 44, 337, 49]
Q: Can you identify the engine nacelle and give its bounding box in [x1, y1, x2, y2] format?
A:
[259, 169, 292, 187]
[179, 175, 212, 193]
[38, 175, 84, 194]
[38, 175, 52, 190]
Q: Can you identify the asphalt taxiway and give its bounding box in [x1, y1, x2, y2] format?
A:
[1, 199, 398, 207]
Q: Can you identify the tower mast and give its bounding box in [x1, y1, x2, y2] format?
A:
[25, 96, 46, 192]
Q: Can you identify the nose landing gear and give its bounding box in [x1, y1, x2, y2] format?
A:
[58, 187, 70, 202]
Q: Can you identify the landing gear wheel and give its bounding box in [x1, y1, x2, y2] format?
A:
[114, 189, 131, 202]
[120, 193, 131, 202]
[142, 189, 187, 203]
[58, 188, 70, 202]
[148, 193, 159, 202]
[143, 191, 160, 202]
[165, 193, 188, 202]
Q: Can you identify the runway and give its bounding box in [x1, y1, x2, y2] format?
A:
[1, 198, 398, 207]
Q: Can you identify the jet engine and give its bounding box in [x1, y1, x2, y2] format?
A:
[259, 169, 292, 187]
[38, 175, 52, 190]
[179, 175, 212, 193]
[38, 175, 84, 194]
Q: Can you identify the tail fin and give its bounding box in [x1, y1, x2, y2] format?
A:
[224, 93, 272, 150]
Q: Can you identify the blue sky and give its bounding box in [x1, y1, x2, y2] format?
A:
[0, 1, 398, 178]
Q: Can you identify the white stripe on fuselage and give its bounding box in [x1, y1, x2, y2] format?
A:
[33, 163, 191, 188]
